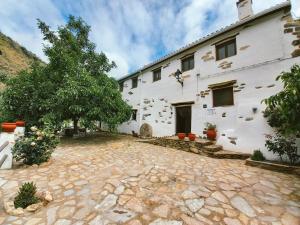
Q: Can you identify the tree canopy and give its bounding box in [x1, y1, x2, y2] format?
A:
[0, 16, 131, 132]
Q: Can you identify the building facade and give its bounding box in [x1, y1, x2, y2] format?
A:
[116, 0, 300, 159]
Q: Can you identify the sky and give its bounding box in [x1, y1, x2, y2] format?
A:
[0, 0, 299, 79]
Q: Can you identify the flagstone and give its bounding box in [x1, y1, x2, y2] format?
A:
[0, 134, 299, 225]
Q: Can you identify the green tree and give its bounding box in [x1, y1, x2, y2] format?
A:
[1, 16, 131, 132]
[263, 65, 300, 136]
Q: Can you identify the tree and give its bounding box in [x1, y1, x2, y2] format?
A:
[0, 16, 131, 132]
[263, 64, 300, 136]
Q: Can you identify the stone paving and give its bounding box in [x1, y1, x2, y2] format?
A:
[0, 133, 299, 225]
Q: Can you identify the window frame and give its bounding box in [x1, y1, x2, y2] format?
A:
[212, 86, 234, 107]
[131, 77, 138, 89]
[181, 55, 194, 72]
[216, 38, 237, 61]
[131, 109, 137, 121]
[153, 68, 161, 82]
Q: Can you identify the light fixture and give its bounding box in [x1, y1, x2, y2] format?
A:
[174, 69, 183, 87]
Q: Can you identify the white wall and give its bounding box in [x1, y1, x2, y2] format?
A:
[118, 10, 299, 160]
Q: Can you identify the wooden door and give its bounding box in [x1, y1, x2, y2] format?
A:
[176, 106, 191, 134]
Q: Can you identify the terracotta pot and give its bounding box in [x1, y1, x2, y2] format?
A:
[188, 133, 196, 141]
[1, 123, 17, 133]
[15, 120, 25, 127]
[177, 133, 186, 140]
[206, 129, 217, 140]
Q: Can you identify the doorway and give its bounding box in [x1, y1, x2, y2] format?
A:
[176, 106, 191, 134]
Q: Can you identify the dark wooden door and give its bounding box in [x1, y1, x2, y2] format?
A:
[176, 106, 191, 134]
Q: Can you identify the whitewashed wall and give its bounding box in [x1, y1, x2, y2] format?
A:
[117, 10, 299, 160]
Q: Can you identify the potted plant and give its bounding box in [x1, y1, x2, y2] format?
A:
[1, 122, 17, 133]
[205, 123, 217, 140]
[177, 133, 186, 140]
[188, 133, 196, 141]
[16, 120, 25, 127]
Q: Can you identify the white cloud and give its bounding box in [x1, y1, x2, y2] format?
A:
[0, 0, 299, 79]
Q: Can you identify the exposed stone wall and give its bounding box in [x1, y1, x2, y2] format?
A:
[144, 138, 211, 155]
[218, 61, 233, 69]
[201, 51, 214, 62]
[283, 16, 300, 57]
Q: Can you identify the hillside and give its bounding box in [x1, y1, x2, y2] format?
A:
[0, 32, 43, 77]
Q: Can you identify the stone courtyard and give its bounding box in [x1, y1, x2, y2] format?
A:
[0, 133, 299, 225]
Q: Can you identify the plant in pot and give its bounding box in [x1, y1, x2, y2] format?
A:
[177, 133, 186, 140]
[15, 120, 25, 127]
[1, 122, 17, 133]
[188, 133, 196, 141]
[205, 123, 217, 140]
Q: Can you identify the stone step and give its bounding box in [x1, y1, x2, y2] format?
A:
[203, 145, 223, 153]
[212, 150, 251, 160]
[194, 138, 213, 146]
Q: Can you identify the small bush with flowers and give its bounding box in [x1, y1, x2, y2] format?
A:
[12, 126, 59, 165]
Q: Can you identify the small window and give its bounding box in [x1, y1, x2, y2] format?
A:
[212, 86, 234, 107]
[132, 77, 138, 89]
[153, 68, 161, 82]
[216, 39, 237, 60]
[119, 82, 124, 92]
[132, 109, 137, 121]
[181, 55, 194, 72]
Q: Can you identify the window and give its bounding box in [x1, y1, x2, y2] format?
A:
[216, 39, 237, 60]
[132, 77, 138, 89]
[119, 82, 124, 92]
[132, 109, 137, 121]
[153, 68, 161, 82]
[181, 55, 194, 72]
[212, 86, 234, 107]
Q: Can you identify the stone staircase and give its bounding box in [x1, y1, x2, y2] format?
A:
[140, 136, 251, 160]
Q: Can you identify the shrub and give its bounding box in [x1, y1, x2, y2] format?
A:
[265, 134, 299, 165]
[12, 127, 59, 165]
[251, 150, 265, 161]
[14, 182, 40, 209]
[263, 65, 300, 136]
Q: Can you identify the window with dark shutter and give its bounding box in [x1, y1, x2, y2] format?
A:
[212, 86, 234, 107]
[216, 39, 237, 60]
[132, 77, 138, 89]
[153, 68, 161, 82]
[181, 55, 194, 72]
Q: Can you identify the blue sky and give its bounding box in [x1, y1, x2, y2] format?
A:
[0, 0, 299, 78]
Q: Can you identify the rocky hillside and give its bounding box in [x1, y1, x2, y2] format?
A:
[0, 32, 43, 76]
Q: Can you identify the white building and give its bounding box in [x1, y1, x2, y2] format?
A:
[117, 0, 300, 159]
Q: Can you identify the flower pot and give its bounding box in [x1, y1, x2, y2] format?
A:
[188, 133, 196, 141]
[206, 129, 217, 140]
[16, 120, 25, 127]
[1, 123, 17, 133]
[177, 133, 186, 140]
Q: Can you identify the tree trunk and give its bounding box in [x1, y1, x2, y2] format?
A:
[73, 118, 79, 134]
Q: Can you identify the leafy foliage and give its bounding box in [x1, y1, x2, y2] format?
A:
[263, 65, 300, 136]
[0, 16, 131, 132]
[265, 134, 299, 165]
[12, 127, 59, 165]
[205, 122, 216, 130]
[14, 182, 40, 209]
[251, 150, 265, 161]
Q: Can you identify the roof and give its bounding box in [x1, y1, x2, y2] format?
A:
[118, 0, 291, 82]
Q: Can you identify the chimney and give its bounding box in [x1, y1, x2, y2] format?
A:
[236, 0, 253, 20]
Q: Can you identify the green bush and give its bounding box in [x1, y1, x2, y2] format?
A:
[14, 182, 40, 209]
[12, 127, 59, 165]
[251, 150, 265, 161]
[263, 64, 300, 136]
[265, 134, 299, 165]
